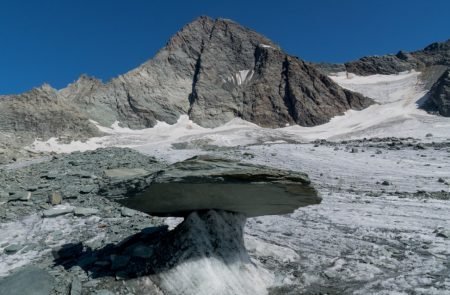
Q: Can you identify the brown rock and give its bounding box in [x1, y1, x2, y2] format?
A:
[48, 191, 62, 205]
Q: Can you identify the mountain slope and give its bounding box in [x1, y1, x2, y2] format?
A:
[187, 18, 372, 127]
[63, 16, 373, 128]
[324, 39, 449, 118]
[0, 16, 373, 145]
[0, 84, 101, 142]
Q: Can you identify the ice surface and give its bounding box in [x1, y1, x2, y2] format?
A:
[240, 143, 450, 293]
[0, 207, 102, 277]
[155, 256, 273, 295]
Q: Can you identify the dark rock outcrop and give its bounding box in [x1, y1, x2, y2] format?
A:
[313, 62, 346, 74]
[345, 55, 415, 76]
[422, 69, 450, 116]
[0, 16, 373, 147]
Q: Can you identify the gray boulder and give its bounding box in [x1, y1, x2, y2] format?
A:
[0, 266, 54, 295]
[103, 168, 150, 179]
[70, 277, 82, 295]
[48, 191, 62, 205]
[4, 244, 23, 254]
[42, 207, 74, 218]
[116, 155, 320, 217]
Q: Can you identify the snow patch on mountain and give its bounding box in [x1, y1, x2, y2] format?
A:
[330, 70, 421, 104]
[284, 70, 450, 140]
[27, 70, 450, 156]
[224, 69, 254, 86]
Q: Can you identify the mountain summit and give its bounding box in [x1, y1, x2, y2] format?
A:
[0, 16, 373, 147]
[182, 17, 372, 127]
[61, 16, 373, 128]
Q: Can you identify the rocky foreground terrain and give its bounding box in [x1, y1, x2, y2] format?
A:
[0, 138, 449, 294]
[0, 16, 449, 295]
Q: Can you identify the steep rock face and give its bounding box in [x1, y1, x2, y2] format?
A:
[423, 69, 450, 116]
[88, 18, 216, 127]
[240, 47, 371, 127]
[1, 16, 373, 143]
[187, 18, 372, 127]
[57, 17, 222, 129]
[344, 39, 450, 76]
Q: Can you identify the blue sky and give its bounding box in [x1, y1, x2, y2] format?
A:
[0, 0, 449, 94]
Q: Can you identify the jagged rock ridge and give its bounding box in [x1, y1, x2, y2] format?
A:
[0, 84, 101, 142]
[0, 16, 373, 145]
[344, 39, 450, 76]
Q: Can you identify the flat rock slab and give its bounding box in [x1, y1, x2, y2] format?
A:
[118, 156, 320, 217]
[4, 244, 23, 254]
[42, 207, 74, 218]
[103, 168, 150, 179]
[0, 266, 54, 295]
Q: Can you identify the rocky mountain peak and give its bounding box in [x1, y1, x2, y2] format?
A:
[423, 39, 450, 52]
[184, 17, 371, 127]
[59, 74, 102, 100]
[156, 16, 214, 65]
[0, 16, 374, 145]
[26, 83, 58, 99]
[76, 74, 102, 85]
[154, 16, 278, 68]
[37, 83, 56, 93]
